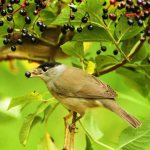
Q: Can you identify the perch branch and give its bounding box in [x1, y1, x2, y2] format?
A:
[93, 37, 146, 76]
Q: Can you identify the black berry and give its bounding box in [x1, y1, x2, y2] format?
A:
[63, 24, 69, 30]
[81, 16, 88, 23]
[77, 27, 82, 33]
[128, 19, 134, 25]
[25, 16, 31, 24]
[69, 25, 75, 31]
[0, 20, 4, 26]
[7, 7, 13, 13]
[70, 14, 75, 20]
[1, 9, 7, 16]
[7, 15, 13, 21]
[109, 14, 117, 21]
[72, 7, 77, 12]
[96, 50, 101, 55]
[137, 19, 143, 26]
[113, 49, 118, 55]
[25, 72, 31, 78]
[31, 37, 36, 43]
[22, 28, 28, 33]
[7, 26, 13, 33]
[20, 9, 26, 16]
[3, 38, 9, 45]
[11, 45, 16, 51]
[17, 38, 23, 44]
[102, 13, 108, 19]
[37, 21, 43, 27]
[101, 46, 107, 52]
[87, 24, 93, 31]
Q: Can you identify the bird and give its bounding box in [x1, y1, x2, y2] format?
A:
[25, 62, 141, 128]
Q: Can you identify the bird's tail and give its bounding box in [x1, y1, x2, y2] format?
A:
[100, 99, 141, 128]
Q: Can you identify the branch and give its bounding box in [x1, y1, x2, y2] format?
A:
[93, 36, 146, 76]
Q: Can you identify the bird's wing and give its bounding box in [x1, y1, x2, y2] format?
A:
[53, 67, 117, 99]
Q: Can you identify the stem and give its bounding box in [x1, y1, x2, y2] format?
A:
[69, 112, 77, 150]
[79, 121, 115, 150]
[93, 37, 145, 76]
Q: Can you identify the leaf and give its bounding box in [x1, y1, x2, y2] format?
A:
[61, 41, 84, 58]
[95, 55, 118, 72]
[19, 114, 41, 146]
[37, 132, 58, 150]
[118, 120, 150, 150]
[117, 67, 150, 96]
[73, 26, 112, 42]
[85, 135, 94, 150]
[81, 111, 103, 141]
[115, 16, 143, 41]
[8, 92, 43, 110]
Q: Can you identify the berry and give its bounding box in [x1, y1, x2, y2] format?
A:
[101, 46, 107, 52]
[0, 20, 4, 26]
[25, 1, 29, 6]
[10, 0, 15, 4]
[137, 19, 143, 26]
[7, 26, 13, 33]
[63, 24, 69, 30]
[31, 37, 36, 43]
[28, 33, 33, 38]
[144, 11, 150, 18]
[39, 24, 47, 32]
[34, 0, 40, 4]
[72, 7, 77, 12]
[11, 45, 16, 51]
[128, 19, 134, 25]
[17, 38, 23, 44]
[70, 14, 75, 20]
[103, 1, 107, 6]
[126, 0, 133, 5]
[3, 38, 9, 45]
[103, 8, 108, 13]
[113, 49, 118, 55]
[33, 10, 38, 15]
[148, 57, 150, 63]
[77, 27, 82, 33]
[22, 28, 28, 33]
[25, 16, 31, 24]
[81, 16, 88, 23]
[110, 0, 116, 5]
[1, 0, 5, 4]
[21, 33, 27, 38]
[7, 7, 13, 13]
[102, 13, 108, 19]
[109, 14, 117, 21]
[87, 24, 93, 31]
[69, 25, 75, 31]
[25, 72, 31, 78]
[146, 30, 150, 36]
[7, 15, 13, 21]
[20, 9, 26, 16]
[96, 50, 101, 55]
[1, 9, 7, 16]
[61, 28, 67, 34]
[37, 21, 43, 27]
[15, 0, 20, 4]
[137, 0, 143, 5]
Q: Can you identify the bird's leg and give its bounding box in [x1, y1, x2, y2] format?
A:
[69, 112, 77, 150]
[69, 115, 82, 132]
[63, 111, 73, 150]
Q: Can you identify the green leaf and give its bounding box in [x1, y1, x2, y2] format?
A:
[61, 41, 84, 58]
[85, 135, 94, 150]
[19, 114, 41, 146]
[73, 26, 112, 42]
[8, 92, 43, 110]
[117, 67, 150, 96]
[115, 16, 143, 41]
[95, 55, 118, 72]
[81, 111, 103, 141]
[118, 120, 150, 150]
[37, 132, 58, 150]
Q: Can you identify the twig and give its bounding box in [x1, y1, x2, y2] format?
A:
[93, 37, 146, 76]
[69, 112, 77, 150]
[63, 112, 73, 150]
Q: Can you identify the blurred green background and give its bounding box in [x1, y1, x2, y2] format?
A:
[0, 56, 149, 150]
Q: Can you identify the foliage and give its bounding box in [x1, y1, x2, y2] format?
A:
[0, 0, 150, 150]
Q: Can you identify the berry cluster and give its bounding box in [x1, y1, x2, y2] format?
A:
[0, 0, 49, 51]
[61, 1, 93, 34]
[96, 46, 118, 56]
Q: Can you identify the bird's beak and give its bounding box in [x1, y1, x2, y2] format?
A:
[25, 68, 42, 78]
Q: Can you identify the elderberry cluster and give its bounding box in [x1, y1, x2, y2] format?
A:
[61, 1, 94, 35]
[0, 0, 49, 51]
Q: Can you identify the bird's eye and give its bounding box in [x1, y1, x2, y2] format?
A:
[42, 67, 48, 72]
